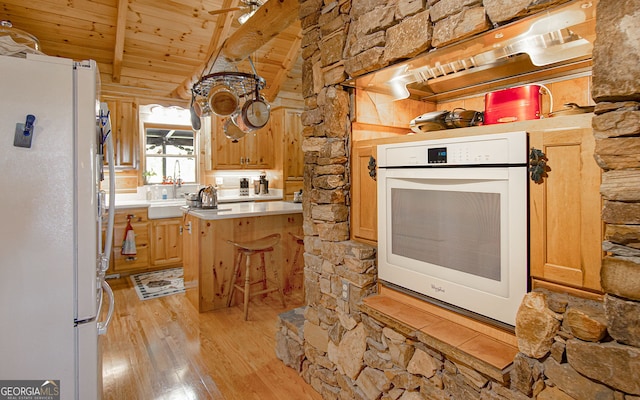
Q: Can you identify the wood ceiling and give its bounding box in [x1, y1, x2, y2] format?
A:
[1, 0, 303, 106]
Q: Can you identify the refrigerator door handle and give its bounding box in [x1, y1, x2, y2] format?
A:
[97, 279, 114, 336]
[102, 107, 116, 261]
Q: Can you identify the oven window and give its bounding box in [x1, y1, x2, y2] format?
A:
[391, 188, 501, 281]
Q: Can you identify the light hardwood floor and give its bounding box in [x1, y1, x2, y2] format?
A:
[101, 276, 321, 400]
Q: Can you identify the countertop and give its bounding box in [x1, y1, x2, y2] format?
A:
[113, 191, 283, 210]
[182, 201, 302, 220]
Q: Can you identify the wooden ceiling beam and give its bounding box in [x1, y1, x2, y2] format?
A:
[173, 0, 300, 100]
[219, 0, 299, 63]
[112, 0, 128, 82]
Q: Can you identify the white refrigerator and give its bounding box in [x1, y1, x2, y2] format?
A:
[0, 53, 115, 399]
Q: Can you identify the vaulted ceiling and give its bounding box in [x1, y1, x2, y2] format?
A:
[1, 0, 302, 106]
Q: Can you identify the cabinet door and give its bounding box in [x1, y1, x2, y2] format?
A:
[284, 109, 303, 179]
[529, 127, 603, 292]
[150, 218, 183, 267]
[104, 99, 138, 169]
[212, 117, 246, 169]
[351, 143, 378, 244]
[243, 126, 274, 168]
[111, 209, 150, 273]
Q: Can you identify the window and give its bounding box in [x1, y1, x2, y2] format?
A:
[144, 124, 196, 184]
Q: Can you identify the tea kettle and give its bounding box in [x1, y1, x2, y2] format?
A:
[198, 185, 218, 209]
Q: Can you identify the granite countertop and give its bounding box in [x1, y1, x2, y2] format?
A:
[183, 201, 302, 220]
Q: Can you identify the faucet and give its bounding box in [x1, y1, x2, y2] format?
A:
[172, 160, 182, 199]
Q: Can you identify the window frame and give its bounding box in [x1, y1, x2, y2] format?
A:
[141, 122, 198, 184]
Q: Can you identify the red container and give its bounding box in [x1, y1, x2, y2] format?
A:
[484, 85, 542, 125]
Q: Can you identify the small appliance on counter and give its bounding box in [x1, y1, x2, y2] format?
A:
[185, 192, 201, 208]
[293, 189, 303, 203]
[259, 171, 269, 194]
[239, 178, 250, 196]
[198, 185, 218, 209]
[484, 85, 543, 125]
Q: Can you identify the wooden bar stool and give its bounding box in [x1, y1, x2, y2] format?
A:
[226, 233, 285, 320]
[288, 232, 305, 293]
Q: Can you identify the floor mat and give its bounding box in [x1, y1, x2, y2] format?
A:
[130, 267, 185, 300]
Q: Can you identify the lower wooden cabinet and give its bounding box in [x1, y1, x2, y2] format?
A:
[529, 125, 603, 293]
[150, 218, 183, 267]
[111, 208, 150, 274]
[108, 209, 183, 275]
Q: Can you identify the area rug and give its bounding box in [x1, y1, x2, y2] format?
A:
[130, 267, 185, 301]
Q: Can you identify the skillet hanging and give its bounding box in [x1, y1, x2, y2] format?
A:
[241, 89, 270, 129]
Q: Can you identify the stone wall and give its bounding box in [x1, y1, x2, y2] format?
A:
[284, 0, 640, 399]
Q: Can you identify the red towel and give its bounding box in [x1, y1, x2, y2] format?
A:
[121, 220, 137, 255]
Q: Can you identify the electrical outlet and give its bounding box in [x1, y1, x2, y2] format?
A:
[341, 279, 349, 301]
[215, 177, 224, 186]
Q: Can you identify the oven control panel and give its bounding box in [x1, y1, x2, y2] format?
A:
[378, 131, 527, 167]
[427, 142, 493, 164]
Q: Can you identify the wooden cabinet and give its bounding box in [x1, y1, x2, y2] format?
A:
[181, 213, 200, 310]
[351, 141, 378, 244]
[111, 208, 150, 273]
[211, 117, 274, 169]
[529, 126, 603, 293]
[150, 217, 183, 267]
[103, 98, 139, 169]
[271, 107, 304, 200]
[108, 209, 183, 275]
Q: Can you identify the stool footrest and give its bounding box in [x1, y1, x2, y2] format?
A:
[234, 281, 279, 294]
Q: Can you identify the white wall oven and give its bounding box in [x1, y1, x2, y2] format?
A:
[377, 132, 528, 328]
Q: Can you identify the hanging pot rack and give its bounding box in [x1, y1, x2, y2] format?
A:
[192, 71, 265, 100]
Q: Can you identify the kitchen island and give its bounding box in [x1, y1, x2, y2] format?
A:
[182, 201, 304, 313]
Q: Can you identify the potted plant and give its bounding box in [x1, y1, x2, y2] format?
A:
[142, 169, 156, 185]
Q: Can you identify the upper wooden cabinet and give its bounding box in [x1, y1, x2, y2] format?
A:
[103, 99, 139, 169]
[529, 126, 603, 293]
[278, 108, 304, 180]
[270, 107, 304, 200]
[211, 117, 274, 169]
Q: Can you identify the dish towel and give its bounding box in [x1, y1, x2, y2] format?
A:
[121, 218, 137, 256]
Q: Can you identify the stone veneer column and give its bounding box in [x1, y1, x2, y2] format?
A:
[293, 0, 640, 399]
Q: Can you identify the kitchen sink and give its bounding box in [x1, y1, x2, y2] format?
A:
[147, 199, 186, 219]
